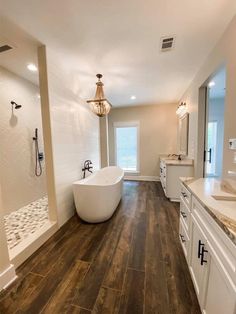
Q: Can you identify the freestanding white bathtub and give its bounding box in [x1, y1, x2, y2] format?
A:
[73, 166, 124, 223]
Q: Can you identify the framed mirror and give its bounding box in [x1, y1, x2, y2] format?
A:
[178, 113, 189, 155]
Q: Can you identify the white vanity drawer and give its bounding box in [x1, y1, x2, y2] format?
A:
[179, 218, 190, 260]
[180, 184, 191, 208]
[192, 196, 236, 286]
[180, 197, 191, 235]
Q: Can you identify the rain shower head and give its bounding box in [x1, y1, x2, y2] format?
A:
[11, 101, 22, 109]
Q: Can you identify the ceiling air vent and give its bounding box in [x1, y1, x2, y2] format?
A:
[160, 36, 175, 52]
[0, 44, 13, 53]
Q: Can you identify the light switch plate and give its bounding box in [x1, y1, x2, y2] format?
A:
[229, 138, 236, 150]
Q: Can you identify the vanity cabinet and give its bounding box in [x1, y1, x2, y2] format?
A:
[160, 158, 193, 201]
[203, 244, 236, 314]
[189, 215, 208, 303]
[179, 183, 236, 314]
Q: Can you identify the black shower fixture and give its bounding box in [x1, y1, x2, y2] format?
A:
[11, 101, 22, 109]
[33, 128, 43, 177]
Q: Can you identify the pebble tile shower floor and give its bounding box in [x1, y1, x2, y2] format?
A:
[4, 196, 49, 249]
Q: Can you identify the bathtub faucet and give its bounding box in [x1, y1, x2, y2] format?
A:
[82, 160, 93, 179]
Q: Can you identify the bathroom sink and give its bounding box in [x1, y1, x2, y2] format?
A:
[220, 179, 236, 194]
[211, 195, 236, 201]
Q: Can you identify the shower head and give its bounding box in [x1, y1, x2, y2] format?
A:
[11, 101, 22, 109]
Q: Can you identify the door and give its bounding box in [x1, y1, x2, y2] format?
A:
[204, 120, 218, 177]
[189, 216, 209, 306]
[204, 68, 225, 178]
[202, 245, 236, 314]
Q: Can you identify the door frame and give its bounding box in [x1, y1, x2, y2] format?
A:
[195, 86, 207, 178]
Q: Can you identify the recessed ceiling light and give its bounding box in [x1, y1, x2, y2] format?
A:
[27, 63, 38, 72]
[208, 81, 215, 87]
[130, 95, 136, 100]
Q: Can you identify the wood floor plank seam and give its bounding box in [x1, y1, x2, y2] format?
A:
[17, 217, 81, 279]
[72, 214, 126, 311]
[70, 304, 92, 311]
[98, 198, 136, 291]
[127, 266, 145, 273]
[89, 218, 127, 312]
[108, 194, 138, 314]
[116, 236, 135, 313]
[28, 272, 45, 278]
[143, 196, 148, 314]
[101, 285, 122, 292]
[41, 261, 91, 313]
[115, 192, 146, 314]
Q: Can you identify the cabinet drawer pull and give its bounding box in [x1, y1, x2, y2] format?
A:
[181, 211, 187, 218]
[200, 246, 208, 265]
[198, 240, 204, 259]
[181, 192, 187, 198]
[179, 234, 186, 243]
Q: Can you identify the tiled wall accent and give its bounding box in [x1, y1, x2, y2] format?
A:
[0, 67, 47, 214]
[46, 49, 101, 226]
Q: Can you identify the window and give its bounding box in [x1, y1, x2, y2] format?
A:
[114, 122, 139, 172]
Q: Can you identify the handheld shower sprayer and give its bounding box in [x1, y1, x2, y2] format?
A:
[33, 128, 43, 177]
[33, 128, 38, 141]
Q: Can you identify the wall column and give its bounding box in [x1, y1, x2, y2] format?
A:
[38, 45, 58, 222]
[100, 115, 109, 168]
[0, 185, 16, 291]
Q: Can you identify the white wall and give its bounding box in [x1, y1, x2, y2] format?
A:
[180, 16, 236, 178]
[107, 104, 178, 178]
[44, 48, 100, 227]
[0, 66, 46, 214]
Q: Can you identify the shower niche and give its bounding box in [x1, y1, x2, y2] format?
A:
[0, 47, 57, 267]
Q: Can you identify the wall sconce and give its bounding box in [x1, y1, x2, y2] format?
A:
[87, 74, 112, 117]
[176, 102, 187, 116]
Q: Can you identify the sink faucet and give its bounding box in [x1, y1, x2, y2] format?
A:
[176, 154, 182, 161]
[82, 160, 93, 179]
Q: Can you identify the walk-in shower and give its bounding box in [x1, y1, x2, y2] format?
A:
[0, 64, 54, 267]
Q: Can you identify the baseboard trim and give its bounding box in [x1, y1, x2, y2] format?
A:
[0, 264, 17, 291]
[124, 175, 160, 182]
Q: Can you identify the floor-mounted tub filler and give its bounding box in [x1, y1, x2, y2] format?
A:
[73, 166, 124, 223]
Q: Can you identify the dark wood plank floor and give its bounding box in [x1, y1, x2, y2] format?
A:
[0, 181, 201, 314]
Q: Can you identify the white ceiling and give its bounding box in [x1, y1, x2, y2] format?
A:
[0, 17, 40, 86]
[0, 0, 236, 107]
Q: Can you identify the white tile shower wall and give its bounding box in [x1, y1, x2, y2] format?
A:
[0, 67, 47, 214]
[46, 49, 100, 227]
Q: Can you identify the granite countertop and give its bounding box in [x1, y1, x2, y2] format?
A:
[180, 177, 236, 245]
[160, 156, 194, 166]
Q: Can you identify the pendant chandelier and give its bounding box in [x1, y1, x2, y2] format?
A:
[87, 74, 112, 117]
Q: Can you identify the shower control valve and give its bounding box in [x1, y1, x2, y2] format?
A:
[38, 152, 44, 161]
